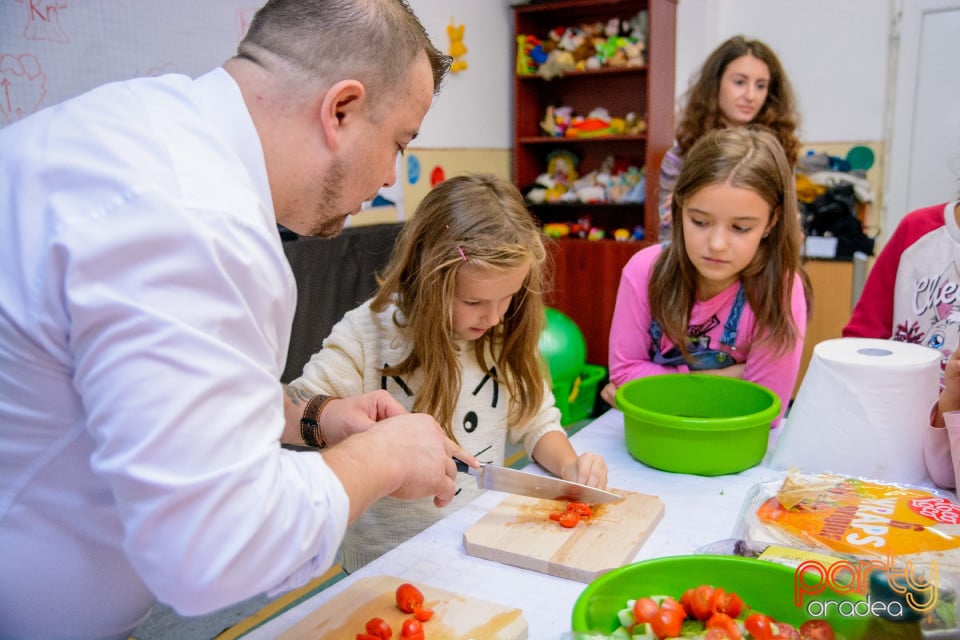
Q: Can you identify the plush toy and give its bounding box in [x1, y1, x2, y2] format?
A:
[448, 20, 468, 73]
[537, 49, 575, 80]
[543, 223, 571, 238]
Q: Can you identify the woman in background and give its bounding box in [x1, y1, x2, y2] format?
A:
[658, 35, 801, 242]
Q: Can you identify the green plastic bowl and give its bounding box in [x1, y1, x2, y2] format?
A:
[572, 555, 870, 638]
[615, 374, 779, 476]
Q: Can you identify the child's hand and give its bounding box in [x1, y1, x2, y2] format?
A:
[701, 363, 745, 379]
[562, 452, 608, 490]
[938, 349, 960, 424]
[600, 382, 617, 407]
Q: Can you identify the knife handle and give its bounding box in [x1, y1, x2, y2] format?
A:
[454, 458, 482, 479]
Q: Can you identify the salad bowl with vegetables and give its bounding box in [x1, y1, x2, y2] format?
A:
[572, 555, 871, 639]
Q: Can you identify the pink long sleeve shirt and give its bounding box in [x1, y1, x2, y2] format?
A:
[608, 244, 807, 425]
[924, 409, 960, 490]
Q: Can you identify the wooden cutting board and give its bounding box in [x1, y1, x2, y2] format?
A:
[463, 489, 664, 583]
[277, 575, 528, 640]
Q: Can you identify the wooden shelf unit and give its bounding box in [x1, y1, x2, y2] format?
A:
[512, 0, 677, 366]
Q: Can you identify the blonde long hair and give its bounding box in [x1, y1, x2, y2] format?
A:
[652, 127, 811, 359]
[371, 174, 549, 440]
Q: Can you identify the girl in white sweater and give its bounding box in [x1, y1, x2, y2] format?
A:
[290, 173, 608, 571]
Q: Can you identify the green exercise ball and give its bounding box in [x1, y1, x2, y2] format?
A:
[539, 307, 587, 383]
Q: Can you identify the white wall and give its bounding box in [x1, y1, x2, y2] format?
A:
[674, 0, 891, 143]
[409, 0, 893, 148]
[0, 0, 892, 147]
[406, 0, 514, 149]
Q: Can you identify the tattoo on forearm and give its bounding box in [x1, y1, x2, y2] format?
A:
[283, 383, 313, 407]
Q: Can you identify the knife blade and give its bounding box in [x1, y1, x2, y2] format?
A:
[454, 459, 622, 504]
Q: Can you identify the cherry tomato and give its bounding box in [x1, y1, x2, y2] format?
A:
[690, 584, 717, 621]
[632, 596, 659, 624]
[658, 596, 684, 616]
[745, 613, 776, 640]
[364, 617, 392, 640]
[400, 617, 424, 640]
[799, 620, 835, 640]
[711, 588, 743, 618]
[649, 605, 684, 639]
[774, 622, 801, 640]
[679, 587, 696, 618]
[412, 606, 434, 622]
[557, 510, 580, 528]
[706, 612, 742, 640]
[567, 502, 593, 517]
[396, 583, 424, 614]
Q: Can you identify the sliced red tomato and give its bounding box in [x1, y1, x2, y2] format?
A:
[799, 620, 835, 640]
[774, 622, 801, 640]
[649, 605, 684, 639]
[706, 612, 742, 640]
[567, 502, 593, 517]
[658, 596, 684, 615]
[396, 583, 424, 614]
[363, 617, 392, 640]
[745, 613, 776, 640]
[632, 596, 659, 624]
[679, 587, 696, 618]
[400, 617, 424, 640]
[412, 606, 434, 622]
[711, 588, 743, 618]
[557, 510, 580, 528]
[689, 584, 717, 621]
[356, 634, 381, 640]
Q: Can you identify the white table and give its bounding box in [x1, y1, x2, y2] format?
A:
[245, 409, 787, 639]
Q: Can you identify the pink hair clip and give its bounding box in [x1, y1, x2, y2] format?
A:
[457, 246, 467, 261]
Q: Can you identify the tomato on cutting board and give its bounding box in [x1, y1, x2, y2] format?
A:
[396, 583, 424, 614]
[363, 617, 392, 640]
[400, 617, 425, 640]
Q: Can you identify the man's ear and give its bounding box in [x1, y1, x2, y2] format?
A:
[317, 79, 366, 154]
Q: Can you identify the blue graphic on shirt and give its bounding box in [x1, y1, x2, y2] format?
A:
[649, 286, 745, 370]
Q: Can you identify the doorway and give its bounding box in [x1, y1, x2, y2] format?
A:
[885, 0, 960, 235]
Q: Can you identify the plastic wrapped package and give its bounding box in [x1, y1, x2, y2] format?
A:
[724, 470, 960, 634]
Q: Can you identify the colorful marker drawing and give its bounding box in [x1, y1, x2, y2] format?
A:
[17, 0, 70, 43]
[0, 54, 47, 124]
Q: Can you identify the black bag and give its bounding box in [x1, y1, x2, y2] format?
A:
[802, 184, 875, 258]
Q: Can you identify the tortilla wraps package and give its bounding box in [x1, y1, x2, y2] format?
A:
[736, 471, 960, 574]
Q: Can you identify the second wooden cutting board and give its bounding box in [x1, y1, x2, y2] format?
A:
[463, 489, 664, 582]
[277, 575, 527, 639]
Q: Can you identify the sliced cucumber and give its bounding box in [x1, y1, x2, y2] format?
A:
[617, 606, 637, 629]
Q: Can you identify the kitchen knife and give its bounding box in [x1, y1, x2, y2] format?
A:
[455, 459, 623, 504]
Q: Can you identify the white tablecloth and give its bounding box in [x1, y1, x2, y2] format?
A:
[245, 408, 788, 639]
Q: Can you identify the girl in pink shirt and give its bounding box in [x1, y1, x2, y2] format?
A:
[602, 127, 810, 425]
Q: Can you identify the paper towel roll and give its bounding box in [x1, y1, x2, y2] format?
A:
[769, 337, 941, 484]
